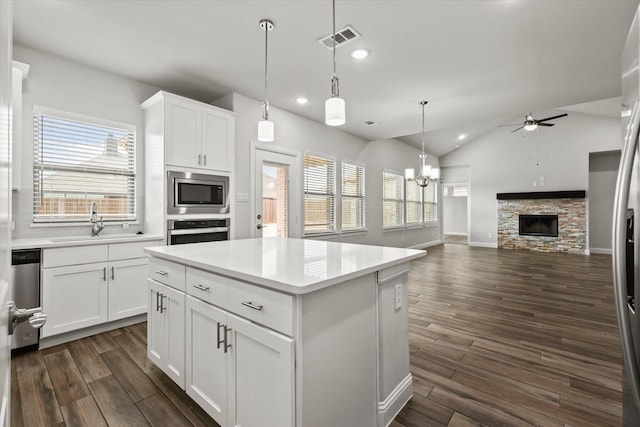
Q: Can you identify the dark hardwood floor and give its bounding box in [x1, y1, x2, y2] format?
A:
[11, 243, 621, 426]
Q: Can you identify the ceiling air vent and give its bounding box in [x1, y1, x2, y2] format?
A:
[364, 120, 377, 126]
[319, 25, 361, 49]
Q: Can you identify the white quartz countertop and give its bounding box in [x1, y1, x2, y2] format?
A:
[12, 233, 164, 250]
[145, 237, 426, 295]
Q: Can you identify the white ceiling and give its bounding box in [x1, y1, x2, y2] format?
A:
[12, 0, 639, 157]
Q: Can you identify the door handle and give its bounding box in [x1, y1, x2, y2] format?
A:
[103, 267, 107, 282]
[224, 326, 232, 353]
[160, 295, 167, 313]
[156, 292, 161, 312]
[241, 301, 263, 311]
[198, 154, 202, 165]
[256, 224, 262, 230]
[111, 266, 114, 281]
[216, 321, 224, 349]
[155, 270, 168, 276]
[203, 154, 207, 165]
[193, 284, 210, 292]
[613, 98, 640, 411]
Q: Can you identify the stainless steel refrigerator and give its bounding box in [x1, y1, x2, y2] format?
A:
[613, 5, 640, 425]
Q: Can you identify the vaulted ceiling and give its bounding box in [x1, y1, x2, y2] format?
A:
[12, 0, 639, 156]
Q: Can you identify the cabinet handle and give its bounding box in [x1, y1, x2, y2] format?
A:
[203, 154, 207, 165]
[103, 267, 107, 282]
[193, 284, 210, 292]
[241, 301, 263, 311]
[111, 266, 115, 280]
[156, 292, 161, 312]
[160, 295, 167, 313]
[216, 321, 224, 349]
[155, 270, 168, 276]
[198, 154, 202, 165]
[224, 326, 232, 353]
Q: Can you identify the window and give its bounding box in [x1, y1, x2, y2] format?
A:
[33, 107, 136, 222]
[405, 179, 422, 224]
[304, 153, 336, 234]
[423, 182, 438, 223]
[383, 171, 404, 227]
[341, 161, 365, 231]
[444, 185, 468, 198]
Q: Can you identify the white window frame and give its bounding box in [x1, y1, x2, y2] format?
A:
[405, 178, 423, 226]
[304, 151, 337, 235]
[32, 105, 136, 223]
[340, 160, 366, 232]
[383, 170, 405, 229]
[423, 182, 438, 224]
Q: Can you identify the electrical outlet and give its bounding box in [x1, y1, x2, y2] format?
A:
[532, 181, 537, 187]
[122, 222, 129, 230]
[394, 284, 402, 310]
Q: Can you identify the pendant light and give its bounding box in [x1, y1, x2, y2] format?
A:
[405, 101, 440, 187]
[258, 19, 275, 142]
[325, 0, 345, 126]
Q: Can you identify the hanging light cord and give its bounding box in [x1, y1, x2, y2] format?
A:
[263, 20, 270, 120]
[331, 0, 339, 98]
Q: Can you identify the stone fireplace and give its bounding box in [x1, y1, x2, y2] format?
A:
[497, 191, 586, 254]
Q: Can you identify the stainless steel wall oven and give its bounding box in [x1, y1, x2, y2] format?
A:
[167, 218, 230, 245]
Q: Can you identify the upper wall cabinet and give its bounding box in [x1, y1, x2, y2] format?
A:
[142, 91, 234, 173]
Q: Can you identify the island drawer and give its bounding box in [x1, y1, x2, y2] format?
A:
[186, 267, 227, 306]
[227, 280, 293, 336]
[148, 258, 185, 291]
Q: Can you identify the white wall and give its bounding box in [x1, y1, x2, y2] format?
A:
[443, 193, 467, 234]
[440, 110, 621, 247]
[11, 45, 161, 239]
[589, 150, 620, 253]
[222, 93, 441, 248]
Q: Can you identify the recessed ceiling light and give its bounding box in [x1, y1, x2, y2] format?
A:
[350, 49, 370, 60]
[458, 134, 466, 140]
[296, 97, 309, 105]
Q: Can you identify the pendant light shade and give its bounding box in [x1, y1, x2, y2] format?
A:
[325, 0, 345, 126]
[325, 96, 345, 126]
[258, 19, 275, 142]
[405, 101, 440, 188]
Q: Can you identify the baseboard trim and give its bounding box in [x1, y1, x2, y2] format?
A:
[469, 241, 498, 248]
[589, 247, 612, 255]
[444, 232, 467, 236]
[40, 314, 147, 349]
[378, 374, 413, 427]
[408, 240, 442, 250]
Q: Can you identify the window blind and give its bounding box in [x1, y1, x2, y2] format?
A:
[383, 171, 404, 227]
[33, 107, 136, 222]
[405, 179, 422, 224]
[423, 183, 438, 223]
[304, 153, 336, 234]
[341, 161, 365, 231]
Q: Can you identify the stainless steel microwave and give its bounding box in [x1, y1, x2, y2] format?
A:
[167, 171, 229, 214]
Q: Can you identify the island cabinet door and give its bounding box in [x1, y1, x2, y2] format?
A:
[186, 296, 229, 426]
[147, 279, 185, 388]
[227, 312, 295, 427]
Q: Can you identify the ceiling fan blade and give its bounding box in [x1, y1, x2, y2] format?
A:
[536, 113, 568, 123]
[538, 123, 554, 127]
[511, 126, 524, 133]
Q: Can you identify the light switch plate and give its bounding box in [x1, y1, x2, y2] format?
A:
[237, 192, 249, 202]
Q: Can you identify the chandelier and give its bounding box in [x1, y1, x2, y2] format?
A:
[405, 101, 439, 187]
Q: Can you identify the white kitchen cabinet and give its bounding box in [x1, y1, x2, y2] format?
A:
[41, 262, 109, 337]
[107, 258, 148, 321]
[148, 279, 185, 388]
[185, 295, 294, 427]
[41, 240, 161, 339]
[142, 91, 234, 173]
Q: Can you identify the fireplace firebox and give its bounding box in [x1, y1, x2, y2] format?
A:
[519, 214, 558, 237]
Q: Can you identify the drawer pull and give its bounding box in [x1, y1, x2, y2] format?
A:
[193, 284, 210, 292]
[241, 301, 263, 311]
[155, 270, 168, 276]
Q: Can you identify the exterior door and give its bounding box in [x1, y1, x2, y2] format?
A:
[0, 1, 11, 424]
[254, 148, 299, 238]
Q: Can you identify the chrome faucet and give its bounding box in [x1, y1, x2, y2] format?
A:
[90, 201, 104, 237]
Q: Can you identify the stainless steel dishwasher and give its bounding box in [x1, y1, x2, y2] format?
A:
[11, 249, 41, 351]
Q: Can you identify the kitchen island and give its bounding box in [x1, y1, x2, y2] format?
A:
[145, 237, 425, 427]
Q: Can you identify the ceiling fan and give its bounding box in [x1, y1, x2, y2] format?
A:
[501, 113, 568, 133]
